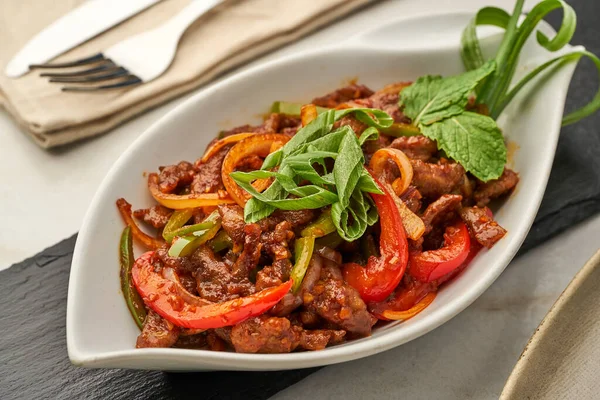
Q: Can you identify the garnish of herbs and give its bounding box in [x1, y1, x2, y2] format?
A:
[231, 0, 600, 242]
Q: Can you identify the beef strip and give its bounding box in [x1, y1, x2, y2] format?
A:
[278, 115, 302, 135]
[214, 327, 233, 345]
[262, 209, 317, 232]
[474, 168, 519, 207]
[400, 186, 423, 214]
[174, 334, 208, 350]
[206, 331, 229, 351]
[303, 257, 372, 336]
[218, 205, 316, 248]
[261, 221, 294, 261]
[157, 161, 195, 193]
[230, 315, 346, 353]
[365, 82, 413, 123]
[299, 329, 346, 351]
[192, 146, 230, 193]
[191, 208, 207, 224]
[255, 220, 295, 290]
[257, 113, 280, 133]
[218, 204, 246, 246]
[311, 83, 374, 108]
[389, 135, 438, 162]
[178, 271, 199, 295]
[235, 155, 264, 172]
[255, 258, 293, 291]
[411, 159, 466, 198]
[230, 316, 301, 353]
[459, 207, 507, 248]
[155, 246, 196, 274]
[298, 310, 322, 328]
[191, 246, 255, 302]
[231, 223, 262, 279]
[270, 292, 303, 317]
[333, 115, 368, 135]
[133, 205, 173, 229]
[421, 194, 463, 234]
[136, 310, 180, 348]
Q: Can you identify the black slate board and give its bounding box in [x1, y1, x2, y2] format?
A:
[1, 1, 600, 399]
[0, 235, 318, 400]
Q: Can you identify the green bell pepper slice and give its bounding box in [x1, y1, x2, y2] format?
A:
[290, 236, 316, 294]
[119, 226, 147, 329]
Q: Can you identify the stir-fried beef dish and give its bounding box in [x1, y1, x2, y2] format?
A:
[116, 81, 517, 354]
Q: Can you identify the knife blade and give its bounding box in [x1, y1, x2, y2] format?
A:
[5, 0, 161, 78]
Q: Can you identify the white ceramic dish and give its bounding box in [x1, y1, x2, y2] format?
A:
[67, 12, 582, 371]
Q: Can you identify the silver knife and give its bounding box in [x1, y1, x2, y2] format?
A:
[5, 0, 161, 78]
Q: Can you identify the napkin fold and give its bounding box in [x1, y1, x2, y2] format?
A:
[0, 0, 370, 148]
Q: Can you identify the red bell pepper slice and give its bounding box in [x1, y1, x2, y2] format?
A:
[370, 278, 435, 319]
[371, 240, 482, 319]
[409, 220, 471, 283]
[342, 177, 409, 303]
[132, 251, 292, 329]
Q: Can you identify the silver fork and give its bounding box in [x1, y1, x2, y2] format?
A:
[31, 0, 224, 92]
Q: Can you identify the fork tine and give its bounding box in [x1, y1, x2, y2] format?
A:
[61, 76, 143, 92]
[48, 67, 128, 83]
[40, 63, 116, 78]
[30, 53, 106, 69]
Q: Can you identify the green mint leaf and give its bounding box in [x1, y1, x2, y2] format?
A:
[399, 61, 496, 125]
[356, 169, 383, 194]
[232, 168, 338, 213]
[332, 129, 365, 208]
[263, 107, 393, 170]
[261, 109, 337, 170]
[341, 108, 394, 129]
[419, 112, 506, 181]
[357, 126, 379, 145]
[244, 198, 276, 223]
[331, 189, 372, 242]
[235, 107, 393, 238]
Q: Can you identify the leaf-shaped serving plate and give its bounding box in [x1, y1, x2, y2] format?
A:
[67, 12, 582, 370]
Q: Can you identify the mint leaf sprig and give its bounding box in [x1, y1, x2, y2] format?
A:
[231, 108, 392, 241]
[400, 0, 600, 182]
[399, 61, 506, 181]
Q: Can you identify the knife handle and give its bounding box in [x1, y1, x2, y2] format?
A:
[160, 0, 225, 39]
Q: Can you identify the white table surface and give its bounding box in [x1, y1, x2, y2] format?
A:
[2, 0, 598, 398]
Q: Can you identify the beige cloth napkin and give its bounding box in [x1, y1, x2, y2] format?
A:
[0, 0, 371, 148]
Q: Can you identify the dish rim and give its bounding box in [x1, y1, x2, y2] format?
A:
[67, 11, 576, 369]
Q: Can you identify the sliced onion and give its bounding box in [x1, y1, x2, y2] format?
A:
[116, 198, 164, 250]
[221, 133, 290, 207]
[369, 148, 413, 196]
[148, 173, 234, 209]
[386, 183, 425, 241]
[162, 267, 211, 307]
[381, 292, 436, 321]
[201, 132, 255, 163]
[369, 148, 424, 240]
